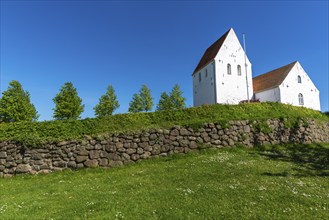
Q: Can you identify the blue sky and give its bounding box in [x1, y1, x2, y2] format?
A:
[1, 0, 328, 121]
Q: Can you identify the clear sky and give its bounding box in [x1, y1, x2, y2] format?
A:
[1, 0, 328, 121]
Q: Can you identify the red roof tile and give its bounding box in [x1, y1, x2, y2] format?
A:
[193, 29, 231, 74]
[253, 61, 297, 93]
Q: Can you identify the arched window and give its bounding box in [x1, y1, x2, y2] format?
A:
[198, 72, 201, 82]
[227, 64, 231, 75]
[298, 93, 304, 105]
[297, 75, 302, 83]
[237, 65, 241, 76]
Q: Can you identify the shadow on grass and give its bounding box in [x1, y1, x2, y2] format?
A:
[256, 143, 329, 177]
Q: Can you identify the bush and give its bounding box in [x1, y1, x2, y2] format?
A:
[0, 102, 328, 147]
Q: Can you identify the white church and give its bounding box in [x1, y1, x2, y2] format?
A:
[192, 28, 321, 111]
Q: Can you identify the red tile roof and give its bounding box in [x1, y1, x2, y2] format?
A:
[193, 29, 231, 74]
[253, 61, 297, 93]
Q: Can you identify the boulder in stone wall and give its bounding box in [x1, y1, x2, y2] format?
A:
[131, 154, 140, 161]
[105, 145, 116, 153]
[210, 133, 219, 140]
[136, 147, 143, 154]
[89, 150, 100, 159]
[95, 144, 103, 150]
[121, 153, 130, 160]
[109, 160, 123, 167]
[76, 156, 88, 163]
[203, 136, 211, 142]
[67, 161, 77, 168]
[57, 141, 69, 147]
[149, 134, 157, 140]
[15, 164, 32, 174]
[228, 139, 235, 146]
[100, 151, 109, 158]
[243, 125, 251, 133]
[126, 148, 136, 155]
[179, 128, 190, 136]
[144, 145, 152, 152]
[170, 129, 180, 136]
[99, 158, 109, 167]
[108, 153, 121, 161]
[116, 142, 124, 148]
[174, 147, 184, 153]
[53, 161, 67, 168]
[189, 141, 198, 149]
[78, 150, 89, 156]
[140, 152, 151, 159]
[117, 147, 126, 153]
[160, 145, 170, 152]
[84, 159, 98, 167]
[0, 152, 7, 159]
[179, 139, 189, 147]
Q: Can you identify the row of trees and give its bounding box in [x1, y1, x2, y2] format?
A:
[0, 80, 186, 122]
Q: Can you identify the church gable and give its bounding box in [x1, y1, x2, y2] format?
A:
[253, 61, 296, 93]
[193, 29, 230, 74]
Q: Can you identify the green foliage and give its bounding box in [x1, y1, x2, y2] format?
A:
[254, 120, 272, 134]
[128, 93, 143, 113]
[94, 85, 119, 117]
[156, 92, 173, 111]
[52, 82, 84, 120]
[156, 84, 186, 111]
[1, 144, 329, 219]
[0, 80, 39, 122]
[169, 84, 186, 109]
[129, 85, 153, 112]
[139, 84, 153, 112]
[0, 102, 328, 147]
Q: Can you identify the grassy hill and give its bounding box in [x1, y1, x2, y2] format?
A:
[0, 144, 328, 219]
[0, 102, 328, 146]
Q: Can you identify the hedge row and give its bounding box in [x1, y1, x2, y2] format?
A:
[0, 102, 328, 147]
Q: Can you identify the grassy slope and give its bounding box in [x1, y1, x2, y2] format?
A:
[1, 144, 328, 219]
[0, 102, 328, 146]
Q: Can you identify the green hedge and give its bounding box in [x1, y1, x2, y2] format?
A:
[0, 102, 328, 147]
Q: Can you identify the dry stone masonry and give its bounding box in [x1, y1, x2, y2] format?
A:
[1, 119, 328, 177]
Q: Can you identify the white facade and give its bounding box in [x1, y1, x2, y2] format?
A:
[193, 28, 253, 106]
[255, 87, 280, 102]
[254, 62, 320, 111]
[193, 28, 321, 111]
[280, 62, 320, 110]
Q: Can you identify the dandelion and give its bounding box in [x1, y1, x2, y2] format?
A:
[258, 186, 267, 191]
[0, 204, 7, 214]
[115, 211, 124, 219]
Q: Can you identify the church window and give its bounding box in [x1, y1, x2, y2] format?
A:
[227, 64, 231, 75]
[237, 65, 241, 76]
[205, 69, 208, 77]
[298, 93, 304, 105]
[297, 75, 302, 83]
[199, 72, 201, 82]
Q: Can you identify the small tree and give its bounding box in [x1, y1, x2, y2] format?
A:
[0, 80, 39, 122]
[128, 85, 153, 113]
[156, 92, 173, 111]
[140, 85, 153, 112]
[156, 84, 186, 111]
[169, 84, 186, 110]
[53, 82, 84, 120]
[128, 93, 143, 113]
[94, 85, 120, 117]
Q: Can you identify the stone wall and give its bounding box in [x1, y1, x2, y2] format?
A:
[1, 119, 329, 177]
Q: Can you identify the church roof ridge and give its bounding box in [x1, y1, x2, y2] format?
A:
[192, 28, 232, 74]
[253, 61, 297, 93]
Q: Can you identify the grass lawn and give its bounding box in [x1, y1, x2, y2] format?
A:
[1, 143, 328, 219]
